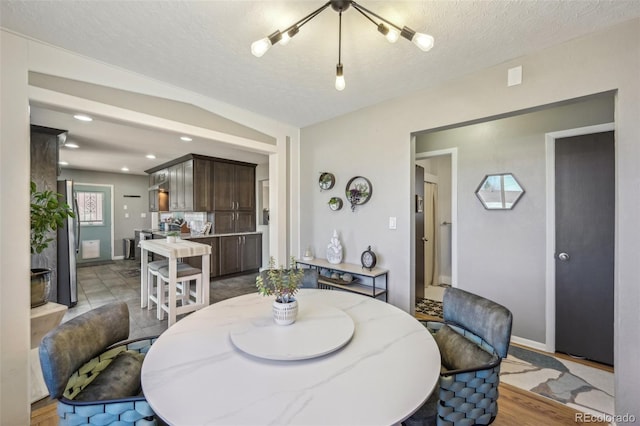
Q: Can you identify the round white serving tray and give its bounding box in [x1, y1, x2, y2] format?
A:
[229, 304, 354, 361]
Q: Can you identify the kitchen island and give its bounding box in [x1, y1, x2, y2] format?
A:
[136, 229, 262, 278]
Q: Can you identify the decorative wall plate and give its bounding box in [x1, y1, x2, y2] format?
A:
[345, 176, 372, 211]
[319, 172, 336, 190]
[328, 197, 343, 211]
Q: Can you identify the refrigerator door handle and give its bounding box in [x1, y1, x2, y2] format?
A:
[74, 198, 80, 254]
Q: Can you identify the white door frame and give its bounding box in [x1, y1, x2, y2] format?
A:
[76, 182, 116, 260]
[544, 122, 614, 353]
[415, 148, 458, 287]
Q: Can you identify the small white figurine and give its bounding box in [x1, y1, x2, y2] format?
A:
[326, 230, 343, 264]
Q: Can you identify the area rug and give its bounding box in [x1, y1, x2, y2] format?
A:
[417, 298, 614, 417]
[415, 297, 443, 317]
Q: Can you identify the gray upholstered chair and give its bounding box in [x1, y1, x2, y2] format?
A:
[39, 301, 158, 426]
[406, 287, 513, 426]
[300, 268, 319, 289]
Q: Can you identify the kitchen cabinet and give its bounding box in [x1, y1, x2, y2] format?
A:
[213, 161, 256, 233]
[184, 237, 220, 278]
[219, 234, 262, 276]
[149, 169, 169, 212]
[169, 159, 212, 212]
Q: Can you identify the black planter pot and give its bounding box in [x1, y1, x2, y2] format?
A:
[30, 268, 51, 308]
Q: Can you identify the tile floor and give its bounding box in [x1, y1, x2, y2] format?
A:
[63, 259, 258, 339]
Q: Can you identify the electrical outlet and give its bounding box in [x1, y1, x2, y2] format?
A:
[389, 216, 397, 230]
[123, 204, 128, 210]
[124, 213, 129, 219]
[141, 212, 147, 218]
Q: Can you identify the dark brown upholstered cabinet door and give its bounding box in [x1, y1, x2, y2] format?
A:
[193, 159, 212, 212]
[213, 161, 235, 211]
[212, 161, 256, 233]
[185, 237, 220, 278]
[214, 211, 235, 234]
[219, 236, 241, 275]
[235, 165, 255, 210]
[241, 234, 262, 271]
[182, 160, 194, 211]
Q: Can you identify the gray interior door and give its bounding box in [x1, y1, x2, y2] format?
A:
[415, 165, 425, 300]
[555, 131, 614, 365]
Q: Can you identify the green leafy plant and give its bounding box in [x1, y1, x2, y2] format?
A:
[256, 256, 304, 303]
[167, 231, 180, 237]
[30, 181, 75, 255]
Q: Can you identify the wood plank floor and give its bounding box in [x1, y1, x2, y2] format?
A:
[32, 312, 611, 426]
[31, 382, 607, 426]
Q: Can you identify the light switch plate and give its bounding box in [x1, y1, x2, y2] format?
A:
[389, 217, 397, 230]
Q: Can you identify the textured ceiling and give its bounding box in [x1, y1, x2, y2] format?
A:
[2, 1, 640, 174]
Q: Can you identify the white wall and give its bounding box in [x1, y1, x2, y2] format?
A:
[0, 31, 31, 425]
[300, 19, 639, 418]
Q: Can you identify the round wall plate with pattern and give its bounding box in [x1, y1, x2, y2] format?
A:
[328, 197, 343, 211]
[345, 176, 372, 211]
[319, 172, 336, 190]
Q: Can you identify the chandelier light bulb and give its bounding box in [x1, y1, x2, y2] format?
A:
[411, 32, 434, 51]
[385, 27, 400, 43]
[251, 37, 272, 57]
[335, 64, 345, 91]
[279, 33, 291, 45]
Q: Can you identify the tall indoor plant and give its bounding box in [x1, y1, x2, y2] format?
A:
[256, 256, 304, 325]
[30, 180, 75, 307]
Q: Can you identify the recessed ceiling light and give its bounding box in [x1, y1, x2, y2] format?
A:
[180, 136, 192, 142]
[64, 143, 79, 149]
[59, 161, 69, 166]
[146, 154, 156, 159]
[121, 167, 129, 172]
[73, 114, 93, 122]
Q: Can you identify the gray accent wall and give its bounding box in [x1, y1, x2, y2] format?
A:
[416, 94, 614, 343]
[59, 169, 151, 257]
[300, 19, 639, 418]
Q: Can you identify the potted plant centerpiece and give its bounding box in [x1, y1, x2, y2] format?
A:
[256, 256, 304, 325]
[166, 231, 180, 243]
[30, 180, 75, 307]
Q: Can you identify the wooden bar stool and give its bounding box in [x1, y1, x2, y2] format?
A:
[157, 263, 204, 326]
[147, 259, 170, 316]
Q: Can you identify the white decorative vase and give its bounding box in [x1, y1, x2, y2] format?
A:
[326, 229, 343, 264]
[167, 236, 177, 243]
[273, 298, 298, 326]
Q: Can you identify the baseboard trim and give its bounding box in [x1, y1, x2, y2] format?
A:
[511, 336, 548, 352]
[113, 255, 125, 260]
[439, 275, 452, 285]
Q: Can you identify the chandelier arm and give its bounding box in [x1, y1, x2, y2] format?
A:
[350, 1, 403, 32]
[282, 1, 332, 34]
[338, 10, 343, 65]
[350, 4, 378, 27]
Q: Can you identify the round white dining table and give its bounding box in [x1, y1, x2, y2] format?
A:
[141, 289, 440, 426]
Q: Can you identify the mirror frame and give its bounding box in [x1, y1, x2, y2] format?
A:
[475, 173, 525, 210]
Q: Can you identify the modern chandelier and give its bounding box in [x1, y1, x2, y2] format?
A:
[251, 0, 434, 91]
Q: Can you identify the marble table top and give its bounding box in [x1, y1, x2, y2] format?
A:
[141, 289, 440, 426]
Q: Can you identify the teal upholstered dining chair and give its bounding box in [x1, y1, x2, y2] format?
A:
[39, 301, 158, 426]
[406, 287, 513, 426]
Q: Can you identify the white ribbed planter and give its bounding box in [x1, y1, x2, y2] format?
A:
[273, 299, 298, 326]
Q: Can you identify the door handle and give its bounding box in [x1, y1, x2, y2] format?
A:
[558, 252, 570, 261]
[422, 237, 428, 242]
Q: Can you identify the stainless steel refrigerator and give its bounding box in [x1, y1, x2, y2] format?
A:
[57, 180, 79, 306]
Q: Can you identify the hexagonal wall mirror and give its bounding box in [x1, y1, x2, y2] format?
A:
[475, 173, 524, 210]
